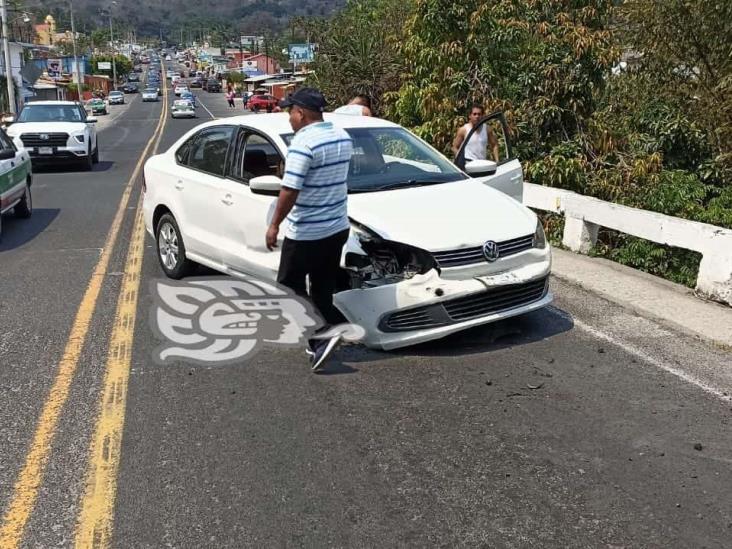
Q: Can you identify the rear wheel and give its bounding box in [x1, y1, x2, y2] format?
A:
[14, 182, 32, 218]
[156, 213, 195, 279]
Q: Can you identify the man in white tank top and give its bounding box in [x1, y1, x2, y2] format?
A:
[452, 102, 500, 163]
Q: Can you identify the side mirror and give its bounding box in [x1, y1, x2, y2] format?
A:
[250, 175, 282, 195]
[0, 149, 15, 160]
[2, 114, 15, 125]
[465, 159, 497, 177]
[87, 117, 98, 123]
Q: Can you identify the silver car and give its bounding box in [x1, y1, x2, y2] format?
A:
[108, 91, 125, 105]
[142, 88, 159, 102]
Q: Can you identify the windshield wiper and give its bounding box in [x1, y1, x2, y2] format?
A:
[374, 179, 448, 191]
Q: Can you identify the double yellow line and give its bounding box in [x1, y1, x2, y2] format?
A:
[0, 63, 169, 548]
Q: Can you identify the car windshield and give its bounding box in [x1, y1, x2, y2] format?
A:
[144, 88, 156, 93]
[18, 104, 83, 123]
[110, 92, 122, 96]
[281, 127, 467, 193]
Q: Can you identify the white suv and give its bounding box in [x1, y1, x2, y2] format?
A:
[5, 101, 99, 170]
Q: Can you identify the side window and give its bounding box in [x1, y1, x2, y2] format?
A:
[0, 131, 15, 151]
[229, 131, 282, 184]
[78, 107, 87, 121]
[187, 126, 235, 176]
[175, 135, 195, 165]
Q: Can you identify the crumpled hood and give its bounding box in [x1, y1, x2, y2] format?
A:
[347, 179, 536, 251]
[6, 121, 87, 137]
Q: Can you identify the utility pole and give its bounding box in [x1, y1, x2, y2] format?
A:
[70, 0, 84, 100]
[0, 0, 16, 114]
[109, 12, 117, 90]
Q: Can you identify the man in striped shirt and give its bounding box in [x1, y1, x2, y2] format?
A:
[266, 88, 354, 371]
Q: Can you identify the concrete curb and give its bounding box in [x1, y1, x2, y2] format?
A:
[550, 248, 732, 350]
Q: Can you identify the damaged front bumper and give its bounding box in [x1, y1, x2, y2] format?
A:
[334, 257, 552, 350]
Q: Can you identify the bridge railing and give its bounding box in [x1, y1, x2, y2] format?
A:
[523, 182, 732, 306]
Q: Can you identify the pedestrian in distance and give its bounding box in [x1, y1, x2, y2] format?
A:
[266, 87, 354, 372]
[452, 101, 500, 163]
[334, 94, 373, 116]
[226, 86, 236, 109]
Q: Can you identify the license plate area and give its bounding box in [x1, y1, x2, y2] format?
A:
[38, 147, 53, 155]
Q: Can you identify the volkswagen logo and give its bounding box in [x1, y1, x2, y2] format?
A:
[482, 240, 500, 262]
[40, 134, 49, 141]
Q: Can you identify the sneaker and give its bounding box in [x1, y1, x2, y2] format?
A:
[309, 334, 342, 372]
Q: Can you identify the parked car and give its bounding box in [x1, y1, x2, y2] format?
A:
[205, 80, 221, 93]
[246, 94, 278, 112]
[87, 98, 108, 115]
[141, 113, 550, 350]
[108, 90, 125, 105]
[0, 127, 33, 240]
[170, 99, 196, 118]
[4, 101, 99, 170]
[142, 88, 159, 102]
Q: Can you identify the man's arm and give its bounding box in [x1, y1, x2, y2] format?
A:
[266, 143, 312, 250]
[452, 126, 466, 157]
[266, 187, 299, 250]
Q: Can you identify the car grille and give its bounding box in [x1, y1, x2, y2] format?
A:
[20, 132, 69, 148]
[380, 276, 548, 332]
[432, 234, 535, 268]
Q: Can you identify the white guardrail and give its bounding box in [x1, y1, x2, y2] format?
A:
[523, 182, 732, 306]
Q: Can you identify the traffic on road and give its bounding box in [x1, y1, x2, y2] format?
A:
[0, 47, 729, 548]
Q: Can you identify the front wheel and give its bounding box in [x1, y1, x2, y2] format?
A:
[82, 148, 93, 171]
[156, 213, 195, 279]
[14, 182, 32, 218]
[92, 140, 99, 163]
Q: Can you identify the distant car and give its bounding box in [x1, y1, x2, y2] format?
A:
[189, 78, 202, 89]
[133, 66, 143, 73]
[88, 98, 107, 115]
[174, 84, 189, 96]
[128, 73, 140, 82]
[108, 91, 125, 105]
[165, 54, 172, 61]
[121, 83, 139, 94]
[170, 99, 195, 118]
[142, 88, 159, 102]
[205, 80, 221, 93]
[180, 91, 197, 107]
[247, 94, 278, 112]
[166, 70, 175, 79]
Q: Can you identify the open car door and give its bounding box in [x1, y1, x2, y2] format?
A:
[454, 112, 523, 202]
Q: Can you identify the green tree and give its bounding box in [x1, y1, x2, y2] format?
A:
[295, 0, 412, 115]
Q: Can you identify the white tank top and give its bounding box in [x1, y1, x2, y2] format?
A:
[334, 104, 365, 115]
[462, 123, 488, 161]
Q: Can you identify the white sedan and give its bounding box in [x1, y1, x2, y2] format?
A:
[174, 84, 189, 96]
[142, 114, 552, 350]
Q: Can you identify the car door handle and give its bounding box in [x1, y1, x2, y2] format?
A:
[510, 174, 522, 181]
[221, 194, 233, 206]
[175, 180, 184, 190]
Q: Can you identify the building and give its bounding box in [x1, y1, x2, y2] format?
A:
[34, 15, 56, 46]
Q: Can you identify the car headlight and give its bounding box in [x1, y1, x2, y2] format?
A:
[347, 221, 437, 287]
[533, 218, 547, 249]
[73, 134, 85, 143]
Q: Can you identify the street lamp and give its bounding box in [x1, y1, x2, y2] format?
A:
[69, 1, 83, 100]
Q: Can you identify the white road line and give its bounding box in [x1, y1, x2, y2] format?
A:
[548, 306, 731, 403]
[196, 93, 217, 120]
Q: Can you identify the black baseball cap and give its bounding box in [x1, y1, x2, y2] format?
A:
[279, 87, 327, 112]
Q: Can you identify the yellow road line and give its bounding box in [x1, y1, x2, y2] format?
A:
[74, 73, 169, 549]
[0, 62, 168, 548]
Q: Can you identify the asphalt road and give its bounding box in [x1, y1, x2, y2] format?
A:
[0, 68, 730, 548]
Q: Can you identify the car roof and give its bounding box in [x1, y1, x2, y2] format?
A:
[193, 113, 401, 135]
[23, 101, 81, 106]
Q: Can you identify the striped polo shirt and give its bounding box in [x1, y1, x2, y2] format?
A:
[281, 121, 353, 241]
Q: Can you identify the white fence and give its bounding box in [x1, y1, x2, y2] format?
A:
[523, 183, 732, 306]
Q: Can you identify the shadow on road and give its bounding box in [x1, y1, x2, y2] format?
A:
[31, 161, 114, 174]
[0, 208, 60, 251]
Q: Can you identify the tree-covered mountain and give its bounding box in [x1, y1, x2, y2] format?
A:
[24, 0, 345, 38]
